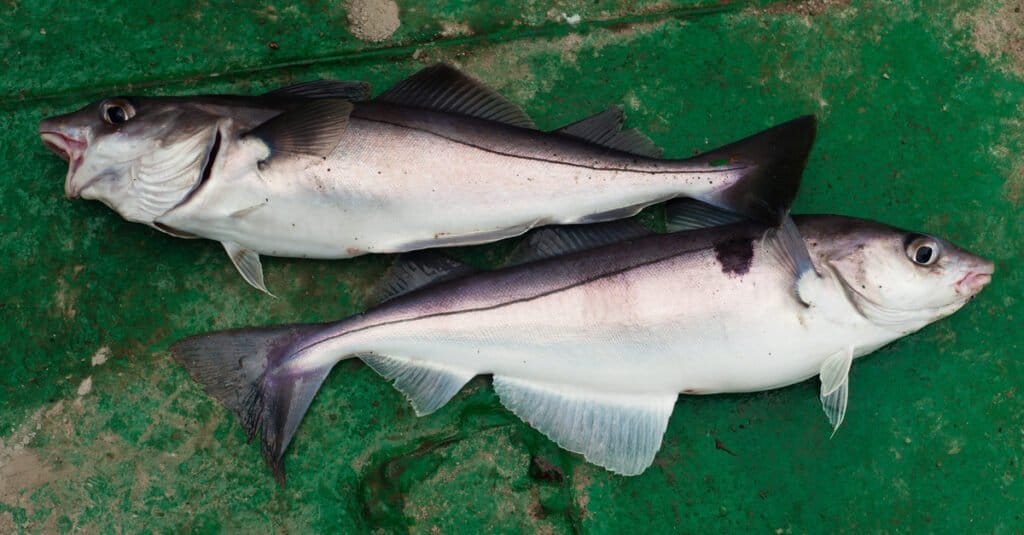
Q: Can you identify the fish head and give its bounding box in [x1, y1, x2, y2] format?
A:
[802, 216, 994, 328]
[39, 97, 223, 225]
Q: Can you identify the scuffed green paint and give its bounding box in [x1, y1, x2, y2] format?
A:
[2, 0, 1022, 532]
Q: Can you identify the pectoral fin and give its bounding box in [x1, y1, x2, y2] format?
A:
[764, 216, 822, 306]
[819, 346, 854, 436]
[246, 99, 353, 162]
[223, 241, 274, 296]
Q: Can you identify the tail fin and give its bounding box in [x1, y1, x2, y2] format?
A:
[169, 324, 329, 485]
[694, 115, 817, 226]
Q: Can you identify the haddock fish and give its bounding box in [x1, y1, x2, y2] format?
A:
[170, 203, 993, 483]
[39, 65, 815, 293]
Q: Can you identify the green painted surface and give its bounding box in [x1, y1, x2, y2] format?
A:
[2, 0, 1022, 531]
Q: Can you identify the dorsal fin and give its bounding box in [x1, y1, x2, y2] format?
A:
[367, 251, 477, 306]
[556, 107, 663, 158]
[263, 80, 372, 101]
[505, 220, 651, 266]
[664, 199, 749, 233]
[375, 64, 536, 129]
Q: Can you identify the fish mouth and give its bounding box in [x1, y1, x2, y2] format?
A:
[955, 259, 994, 296]
[40, 131, 88, 198]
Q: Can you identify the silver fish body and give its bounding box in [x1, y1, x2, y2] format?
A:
[171, 214, 993, 482]
[39, 65, 816, 292]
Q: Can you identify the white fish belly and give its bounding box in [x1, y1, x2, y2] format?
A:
[168, 120, 734, 257]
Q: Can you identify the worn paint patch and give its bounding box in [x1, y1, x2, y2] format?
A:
[346, 0, 401, 43]
[1005, 165, 1024, 205]
[439, 20, 473, 38]
[715, 238, 755, 276]
[955, 0, 1024, 76]
[90, 346, 111, 366]
[417, 20, 668, 107]
[755, 0, 853, 16]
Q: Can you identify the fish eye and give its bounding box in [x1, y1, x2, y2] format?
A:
[906, 236, 940, 266]
[101, 99, 135, 125]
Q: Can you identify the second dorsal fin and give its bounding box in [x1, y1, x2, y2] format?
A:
[556, 107, 663, 158]
[375, 64, 536, 129]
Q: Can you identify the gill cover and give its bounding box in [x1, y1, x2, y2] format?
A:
[54, 98, 224, 226]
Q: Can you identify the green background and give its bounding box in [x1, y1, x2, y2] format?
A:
[2, 0, 1021, 531]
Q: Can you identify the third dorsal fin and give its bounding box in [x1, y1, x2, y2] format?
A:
[367, 251, 477, 306]
[375, 64, 536, 129]
[556, 107, 663, 158]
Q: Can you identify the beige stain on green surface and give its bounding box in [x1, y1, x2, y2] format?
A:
[347, 0, 402, 42]
[958, 0, 1024, 75]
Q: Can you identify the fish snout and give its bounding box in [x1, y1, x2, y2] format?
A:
[955, 258, 994, 296]
[39, 119, 89, 199]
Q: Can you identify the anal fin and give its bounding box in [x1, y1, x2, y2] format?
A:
[361, 354, 474, 416]
[493, 376, 677, 476]
[505, 220, 651, 266]
[664, 198, 749, 232]
[223, 241, 274, 296]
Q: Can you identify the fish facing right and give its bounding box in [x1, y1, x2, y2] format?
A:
[170, 203, 994, 483]
[39, 64, 815, 293]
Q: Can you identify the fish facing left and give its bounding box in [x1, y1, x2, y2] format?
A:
[169, 204, 993, 484]
[39, 64, 816, 293]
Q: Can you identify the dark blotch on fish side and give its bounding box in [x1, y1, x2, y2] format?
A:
[714, 238, 754, 276]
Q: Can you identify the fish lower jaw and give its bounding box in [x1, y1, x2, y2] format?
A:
[40, 131, 87, 198]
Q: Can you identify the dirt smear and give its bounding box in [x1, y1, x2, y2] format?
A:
[415, 20, 666, 105]
[754, 0, 852, 17]
[1005, 164, 1024, 206]
[347, 0, 401, 43]
[956, 0, 1024, 76]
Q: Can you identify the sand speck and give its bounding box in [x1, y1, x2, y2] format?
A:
[347, 0, 401, 43]
[76, 377, 92, 397]
[91, 346, 111, 367]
